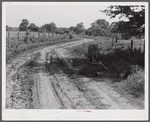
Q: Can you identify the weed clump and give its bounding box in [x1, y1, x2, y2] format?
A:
[127, 66, 144, 96]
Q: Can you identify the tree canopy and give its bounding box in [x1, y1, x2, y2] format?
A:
[40, 22, 56, 32]
[101, 5, 145, 38]
[75, 22, 85, 34]
[19, 19, 29, 31]
[91, 19, 109, 30]
[28, 23, 39, 32]
[87, 19, 110, 37]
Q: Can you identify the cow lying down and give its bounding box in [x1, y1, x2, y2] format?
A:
[79, 62, 108, 77]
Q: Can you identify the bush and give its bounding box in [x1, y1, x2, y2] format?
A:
[127, 67, 144, 95]
[111, 59, 131, 78]
[131, 48, 144, 67]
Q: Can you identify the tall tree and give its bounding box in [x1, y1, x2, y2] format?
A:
[101, 5, 145, 38]
[90, 19, 110, 36]
[6, 25, 12, 31]
[76, 22, 84, 30]
[69, 26, 76, 32]
[28, 23, 39, 32]
[19, 19, 29, 31]
[91, 19, 109, 30]
[41, 22, 56, 32]
[75, 22, 85, 34]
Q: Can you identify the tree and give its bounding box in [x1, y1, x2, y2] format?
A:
[6, 25, 9, 31]
[90, 19, 110, 36]
[19, 19, 29, 31]
[85, 29, 93, 36]
[75, 22, 85, 34]
[41, 22, 56, 32]
[110, 21, 131, 39]
[6, 25, 12, 31]
[91, 19, 109, 30]
[76, 22, 84, 30]
[54, 27, 70, 34]
[28, 23, 39, 32]
[6, 26, 19, 31]
[69, 26, 76, 32]
[101, 5, 145, 38]
[64, 29, 69, 34]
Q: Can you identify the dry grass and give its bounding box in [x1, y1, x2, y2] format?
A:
[6, 34, 81, 63]
[127, 65, 144, 93]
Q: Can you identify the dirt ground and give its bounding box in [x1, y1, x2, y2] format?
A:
[6, 38, 144, 109]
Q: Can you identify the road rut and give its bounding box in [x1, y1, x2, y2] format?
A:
[6, 38, 144, 109]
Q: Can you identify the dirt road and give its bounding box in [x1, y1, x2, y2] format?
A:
[6, 38, 144, 109]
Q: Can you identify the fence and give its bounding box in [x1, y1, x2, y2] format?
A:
[111, 38, 145, 53]
[6, 31, 60, 40]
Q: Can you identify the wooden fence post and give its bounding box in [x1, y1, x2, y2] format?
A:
[18, 32, 19, 39]
[7, 31, 10, 48]
[131, 40, 133, 52]
[52, 31, 54, 37]
[44, 32, 45, 38]
[33, 32, 34, 38]
[143, 39, 145, 54]
[112, 37, 114, 47]
[38, 32, 40, 38]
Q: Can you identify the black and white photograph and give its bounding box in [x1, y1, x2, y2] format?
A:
[2, 2, 149, 120]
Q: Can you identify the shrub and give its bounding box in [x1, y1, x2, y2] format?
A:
[127, 67, 144, 95]
[111, 59, 131, 78]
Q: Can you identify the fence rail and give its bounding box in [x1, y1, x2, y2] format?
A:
[6, 31, 60, 40]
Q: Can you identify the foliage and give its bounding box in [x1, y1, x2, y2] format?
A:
[19, 19, 30, 31]
[85, 19, 111, 37]
[85, 29, 92, 36]
[40, 22, 56, 32]
[56, 27, 70, 34]
[28, 23, 39, 32]
[127, 66, 144, 95]
[101, 5, 145, 38]
[64, 29, 69, 34]
[6, 25, 12, 31]
[76, 22, 84, 30]
[6, 25, 19, 31]
[69, 26, 76, 32]
[68, 22, 85, 35]
[76, 22, 85, 34]
[91, 19, 109, 30]
[111, 59, 131, 78]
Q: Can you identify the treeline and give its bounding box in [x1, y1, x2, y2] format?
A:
[6, 19, 119, 39]
[6, 5, 145, 40]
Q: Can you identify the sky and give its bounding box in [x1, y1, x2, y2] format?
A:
[5, 2, 130, 29]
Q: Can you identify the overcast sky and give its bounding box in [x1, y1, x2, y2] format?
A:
[5, 2, 132, 28]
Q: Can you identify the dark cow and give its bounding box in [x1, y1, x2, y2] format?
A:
[79, 62, 108, 77]
[88, 44, 99, 64]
